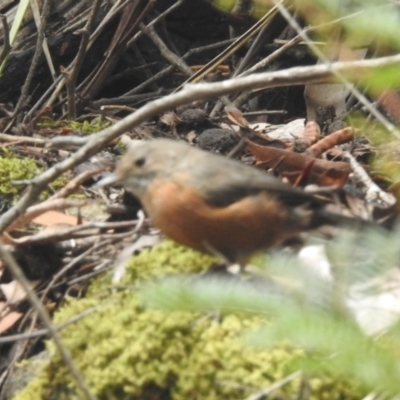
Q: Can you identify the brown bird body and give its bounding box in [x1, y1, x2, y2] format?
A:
[105, 139, 348, 264]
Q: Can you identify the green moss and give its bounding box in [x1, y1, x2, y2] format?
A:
[69, 117, 111, 135]
[124, 241, 217, 283]
[0, 150, 40, 195]
[38, 117, 111, 135]
[14, 242, 362, 400]
[0, 149, 72, 202]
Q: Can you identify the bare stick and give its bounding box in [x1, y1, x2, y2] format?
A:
[65, 0, 102, 119]
[1, 54, 400, 233]
[343, 152, 396, 208]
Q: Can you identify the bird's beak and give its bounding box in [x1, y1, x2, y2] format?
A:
[94, 172, 121, 189]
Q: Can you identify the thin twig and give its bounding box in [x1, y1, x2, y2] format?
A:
[40, 240, 106, 301]
[343, 152, 396, 208]
[0, 15, 11, 66]
[24, 74, 63, 123]
[0, 242, 97, 400]
[1, 54, 400, 234]
[123, 39, 234, 97]
[30, 0, 57, 80]
[78, 0, 153, 102]
[48, 167, 105, 200]
[238, 35, 303, 78]
[12, 0, 52, 118]
[0, 305, 103, 344]
[4, 199, 87, 233]
[128, 0, 184, 46]
[86, 0, 128, 51]
[10, 220, 139, 245]
[175, 3, 280, 90]
[65, 0, 102, 119]
[243, 371, 302, 400]
[0, 133, 49, 146]
[231, 35, 303, 109]
[140, 23, 193, 76]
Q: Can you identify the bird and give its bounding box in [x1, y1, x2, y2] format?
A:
[98, 138, 363, 265]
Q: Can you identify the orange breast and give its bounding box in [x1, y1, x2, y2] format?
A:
[141, 178, 302, 263]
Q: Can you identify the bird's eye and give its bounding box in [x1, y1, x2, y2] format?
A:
[135, 157, 146, 167]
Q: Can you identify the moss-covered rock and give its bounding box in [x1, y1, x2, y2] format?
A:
[14, 242, 361, 400]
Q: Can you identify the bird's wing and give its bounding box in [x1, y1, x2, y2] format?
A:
[188, 158, 322, 208]
[203, 177, 320, 207]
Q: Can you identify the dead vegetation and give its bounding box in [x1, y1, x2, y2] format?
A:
[0, 0, 400, 399]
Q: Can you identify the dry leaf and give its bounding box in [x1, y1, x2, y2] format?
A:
[0, 280, 40, 305]
[305, 127, 355, 158]
[246, 139, 350, 186]
[32, 210, 80, 226]
[0, 303, 22, 334]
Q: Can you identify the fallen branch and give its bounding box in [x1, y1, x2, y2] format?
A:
[1, 54, 400, 233]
